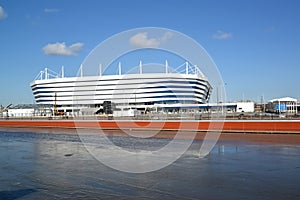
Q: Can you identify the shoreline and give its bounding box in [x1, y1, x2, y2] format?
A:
[1, 123, 300, 145]
[1, 119, 300, 134]
[1, 119, 300, 145]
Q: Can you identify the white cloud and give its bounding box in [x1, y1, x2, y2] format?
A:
[213, 31, 232, 40]
[130, 32, 173, 48]
[130, 32, 160, 48]
[44, 8, 60, 13]
[0, 6, 7, 19]
[43, 42, 84, 56]
[161, 31, 173, 42]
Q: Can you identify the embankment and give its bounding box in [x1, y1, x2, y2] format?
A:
[0, 119, 300, 133]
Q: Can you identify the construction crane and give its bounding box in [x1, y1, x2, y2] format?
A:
[54, 93, 58, 116]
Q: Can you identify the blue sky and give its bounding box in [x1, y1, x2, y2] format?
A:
[0, 0, 299, 105]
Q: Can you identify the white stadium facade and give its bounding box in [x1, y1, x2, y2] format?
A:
[30, 62, 212, 116]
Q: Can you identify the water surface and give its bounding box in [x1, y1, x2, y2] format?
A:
[0, 129, 299, 199]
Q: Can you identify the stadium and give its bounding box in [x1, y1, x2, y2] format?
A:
[30, 61, 212, 117]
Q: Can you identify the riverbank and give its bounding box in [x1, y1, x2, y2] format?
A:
[1, 125, 300, 145]
[1, 119, 300, 133]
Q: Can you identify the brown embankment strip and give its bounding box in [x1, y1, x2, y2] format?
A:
[1, 120, 300, 144]
[1, 120, 300, 133]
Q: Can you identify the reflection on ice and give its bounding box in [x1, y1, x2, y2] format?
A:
[0, 129, 299, 199]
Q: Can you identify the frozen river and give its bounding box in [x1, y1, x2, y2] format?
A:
[0, 128, 299, 199]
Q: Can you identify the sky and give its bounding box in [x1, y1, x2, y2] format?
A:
[0, 0, 299, 106]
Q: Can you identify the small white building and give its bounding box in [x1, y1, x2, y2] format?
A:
[2, 104, 53, 118]
[235, 102, 255, 113]
[113, 109, 136, 117]
[7, 108, 34, 117]
[269, 97, 297, 113]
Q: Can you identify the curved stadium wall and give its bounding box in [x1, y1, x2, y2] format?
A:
[30, 65, 212, 115]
